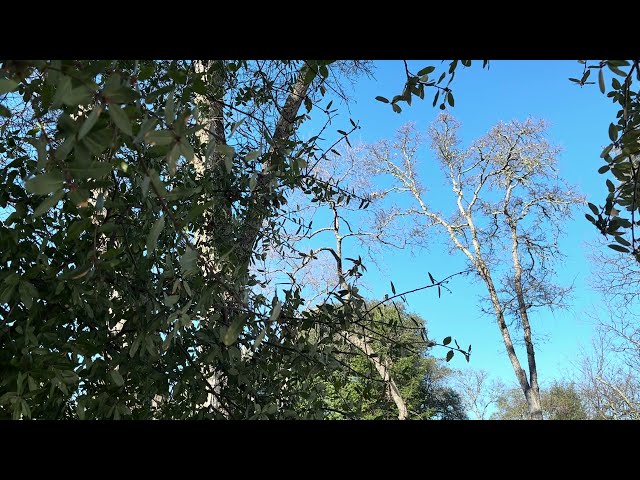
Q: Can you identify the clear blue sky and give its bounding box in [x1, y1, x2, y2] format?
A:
[308, 60, 621, 390]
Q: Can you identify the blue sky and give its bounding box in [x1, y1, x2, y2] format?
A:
[308, 60, 622, 391]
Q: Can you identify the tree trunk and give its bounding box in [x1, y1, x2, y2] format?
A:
[330, 202, 409, 420]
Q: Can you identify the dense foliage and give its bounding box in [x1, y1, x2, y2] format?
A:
[0, 60, 372, 419]
[0, 60, 470, 419]
[321, 303, 465, 420]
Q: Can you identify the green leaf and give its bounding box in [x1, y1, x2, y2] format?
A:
[129, 337, 142, 358]
[179, 247, 198, 277]
[32, 136, 47, 168]
[62, 86, 92, 107]
[598, 165, 609, 174]
[110, 369, 124, 387]
[607, 62, 627, 77]
[33, 189, 65, 217]
[375, 96, 389, 104]
[108, 103, 132, 136]
[179, 138, 194, 163]
[27, 376, 38, 392]
[216, 143, 236, 158]
[609, 123, 618, 142]
[21, 400, 32, 419]
[443, 336, 452, 346]
[446, 350, 454, 362]
[146, 130, 175, 146]
[78, 105, 103, 140]
[0, 78, 19, 94]
[390, 281, 396, 294]
[587, 203, 599, 216]
[141, 175, 150, 198]
[68, 161, 113, 180]
[149, 169, 167, 197]
[608, 244, 630, 253]
[163, 294, 179, 307]
[245, 150, 260, 162]
[223, 315, 247, 346]
[67, 219, 90, 240]
[0, 103, 11, 117]
[64, 263, 93, 281]
[428, 272, 435, 284]
[447, 91, 455, 107]
[606, 179, 615, 192]
[392, 103, 402, 113]
[25, 172, 65, 196]
[598, 68, 605, 94]
[56, 135, 76, 161]
[614, 236, 631, 247]
[166, 142, 180, 176]
[19, 280, 38, 309]
[146, 216, 165, 254]
[165, 91, 175, 125]
[417, 66, 436, 76]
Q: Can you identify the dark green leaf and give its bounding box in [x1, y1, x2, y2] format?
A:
[390, 281, 396, 294]
[443, 336, 452, 345]
[598, 165, 609, 174]
[165, 91, 174, 125]
[588, 203, 599, 216]
[609, 123, 618, 142]
[0, 103, 11, 117]
[0, 78, 19, 94]
[446, 350, 454, 362]
[62, 86, 92, 107]
[25, 172, 64, 196]
[606, 179, 615, 192]
[223, 315, 247, 346]
[166, 143, 180, 176]
[179, 138, 194, 163]
[33, 189, 65, 217]
[417, 66, 435, 76]
[78, 105, 103, 140]
[146, 216, 165, 254]
[110, 370, 124, 387]
[108, 104, 132, 136]
[608, 244, 630, 253]
[375, 96, 389, 104]
[19, 280, 39, 310]
[598, 68, 605, 94]
[179, 247, 198, 277]
[68, 161, 113, 180]
[614, 236, 631, 247]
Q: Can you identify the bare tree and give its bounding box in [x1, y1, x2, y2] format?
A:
[575, 307, 640, 419]
[575, 238, 640, 419]
[453, 369, 507, 420]
[362, 114, 583, 419]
